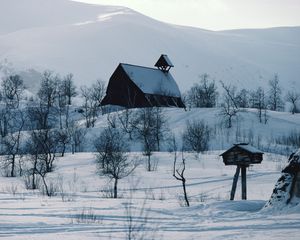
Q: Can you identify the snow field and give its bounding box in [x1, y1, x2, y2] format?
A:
[1, 151, 300, 240]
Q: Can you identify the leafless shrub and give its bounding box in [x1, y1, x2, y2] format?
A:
[72, 207, 100, 224]
[39, 179, 59, 197]
[275, 130, 300, 147]
[197, 192, 208, 202]
[4, 183, 18, 195]
[176, 194, 189, 207]
[23, 174, 41, 190]
[99, 185, 115, 198]
[124, 200, 158, 240]
[182, 120, 211, 155]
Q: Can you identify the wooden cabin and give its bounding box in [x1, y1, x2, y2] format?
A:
[100, 54, 185, 109]
[220, 143, 263, 166]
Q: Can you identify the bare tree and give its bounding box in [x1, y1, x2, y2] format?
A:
[252, 87, 268, 123]
[80, 86, 98, 128]
[236, 88, 249, 108]
[0, 110, 25, 177]
[153, 107, 169, 151]
[92, 80, 106, 107]
[54, 128, 70, 157]
[107, 112, 118, 128]
[95, 127, 137, 198]
[25, 128, 58, 196]
[38, 71, 59, 109]
[268, 74, 283, 111]
[0, 107, 9, 137]
[27, 103, 53, 130]
[62, 73, 77, 105]
[1, 74, 25, 108]
[169, 135, 190, 206]
[286, 90, 300, 114]
[117, 109, 135, 140]
[30, 129, 57, 173]
[25, 137, 40, 190]
[68, 121, 87, 153]
[186, 74, 218, 108]
[182, 120, 211, 156]
[219, 82, 239, 128]
[33, 151, 53, 197]
[55, 79, 68, 129]
[132, 108, 157, 171]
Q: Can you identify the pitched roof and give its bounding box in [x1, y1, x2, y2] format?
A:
[220, 143, 263, 156]
[237, 144, 264, 154]
[155, 54, 174, 68]
[121, 63, 181, 98]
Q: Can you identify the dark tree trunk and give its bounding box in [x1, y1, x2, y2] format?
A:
[182, 179, 189, 207]
[10, 155, 16, 177]
[147, 154, 151, 171]
[32, 160, 37, 189]
[114, 178, 118, 198]
[61, 144, 66, 157]
[41, 176, 50, 197]
[32, 172, 36, 190]
[228, 115, 232, 128]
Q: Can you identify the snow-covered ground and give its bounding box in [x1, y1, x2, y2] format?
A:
[1, 151, 300, 240]
[81, 107, 300, 155]
[1, 100, 300, 240]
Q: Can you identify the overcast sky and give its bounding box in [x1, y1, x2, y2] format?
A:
[74, 0, 300, 30]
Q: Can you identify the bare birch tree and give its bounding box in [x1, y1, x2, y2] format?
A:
[286, 90, 300, 114]
[95, 127, 137, 198]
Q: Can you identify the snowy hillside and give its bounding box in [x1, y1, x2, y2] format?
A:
[76, 107, 300, 156]
[0, 0, 299, 92]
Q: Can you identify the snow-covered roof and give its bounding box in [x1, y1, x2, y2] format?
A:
[156, 54, 174, 67]
[220, 143, 263, 156]
[237, 144, 264, 154]
[163, 55, 174, 67]
[121, 63, 181, 97]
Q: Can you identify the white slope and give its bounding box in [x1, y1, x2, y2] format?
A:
[0, 0, 299, 92]
[1, 152, 300, 240]
[80, 107, 300, 156]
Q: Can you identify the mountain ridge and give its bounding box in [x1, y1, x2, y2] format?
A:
[0, 0, 299, 92]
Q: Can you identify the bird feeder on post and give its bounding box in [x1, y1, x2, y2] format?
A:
[220, 143, 263, 200]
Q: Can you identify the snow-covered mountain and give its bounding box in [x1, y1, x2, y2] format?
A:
[0, 0, 299, 92]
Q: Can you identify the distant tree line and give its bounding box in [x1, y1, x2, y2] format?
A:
[0, 70, 106, 196]
[184, 73, 299, 128]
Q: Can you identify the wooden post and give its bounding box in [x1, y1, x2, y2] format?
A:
[241, 166, 247, 200]
[230, 166, 240, 200]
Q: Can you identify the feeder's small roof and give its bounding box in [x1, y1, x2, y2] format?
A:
[237, 144, 264, 154]
[220, 143, 264, 156]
